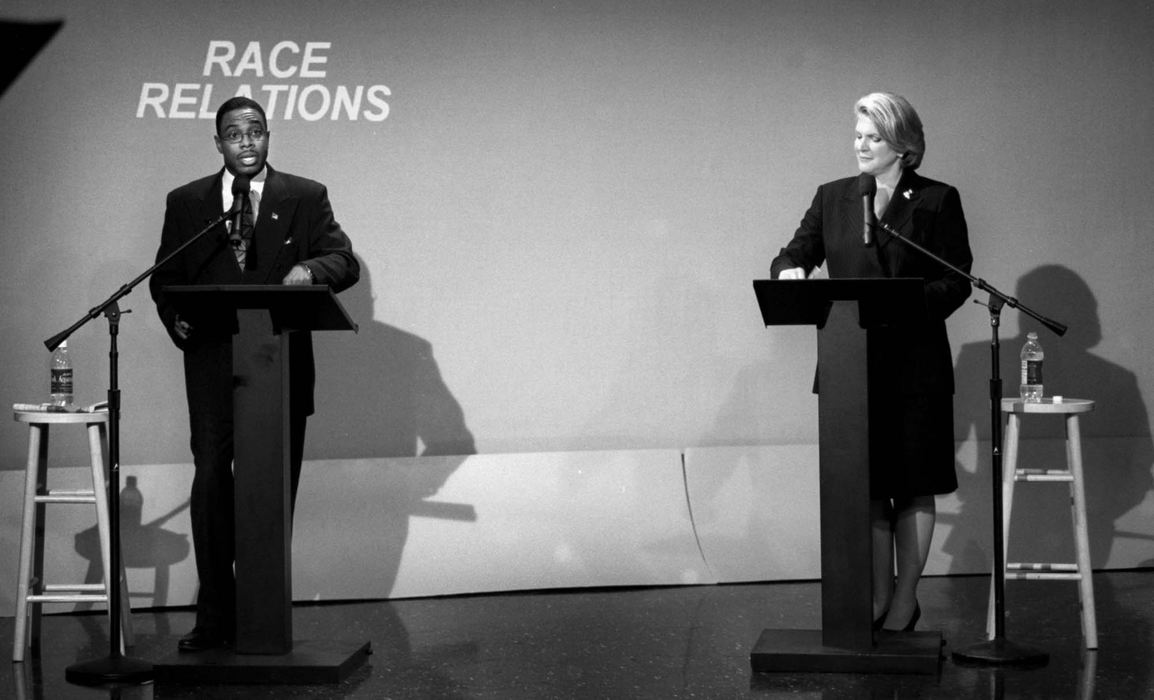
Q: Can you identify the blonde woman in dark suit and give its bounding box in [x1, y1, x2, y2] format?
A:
[772, 92, 973, 632]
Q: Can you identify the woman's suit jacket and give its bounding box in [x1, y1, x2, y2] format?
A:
[771, 170, 974, 396]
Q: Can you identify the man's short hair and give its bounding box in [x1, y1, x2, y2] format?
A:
[215, 96, 267, 135]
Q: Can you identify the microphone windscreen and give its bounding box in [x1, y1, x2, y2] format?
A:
[232, 176, 251, 195]
[858, 172, 876, 196]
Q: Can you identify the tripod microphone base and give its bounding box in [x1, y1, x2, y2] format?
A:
[952, 638, 1049, 667]
[65, 654, 154, 686]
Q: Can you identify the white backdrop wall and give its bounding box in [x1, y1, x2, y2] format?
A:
[2, 1, 1153, 605]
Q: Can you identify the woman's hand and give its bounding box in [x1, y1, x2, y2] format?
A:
[173, 314, 193, 340]
[777, 267, 806, 280]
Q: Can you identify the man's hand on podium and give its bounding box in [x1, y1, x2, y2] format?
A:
[282, 264, 315, 286]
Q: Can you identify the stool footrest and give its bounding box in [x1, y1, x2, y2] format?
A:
[35, 493, 98, 504]
[1007, 562, 1078, 572]
[1014, 469, 1073, 482]
[26, 594, 110, 604]
[1006, 562, 1083, 580]
[43, 584, 107, 592]
[1006, 572, 1083, 581]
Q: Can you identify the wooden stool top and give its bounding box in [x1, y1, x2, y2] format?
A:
[13, 404, 109, 425]
[1001, 398, 1094, 415]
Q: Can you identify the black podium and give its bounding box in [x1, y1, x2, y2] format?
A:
[154, 284, 370, 684]
[749, 278, 943, 674]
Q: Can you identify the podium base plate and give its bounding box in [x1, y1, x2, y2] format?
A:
[750, 629, 942, 675]
[154, 638, 371, 685]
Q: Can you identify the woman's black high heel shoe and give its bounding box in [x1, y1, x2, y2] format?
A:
[880, 601, 920, 633]
[873, 611, 888, 631]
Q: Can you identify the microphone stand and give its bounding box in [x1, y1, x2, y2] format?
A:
[51, 209, 234, 686]
[873, 221, 1065, 666]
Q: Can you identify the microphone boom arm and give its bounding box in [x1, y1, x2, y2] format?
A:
[45, 208, 234, 351]
[873, 221, 1067, 337]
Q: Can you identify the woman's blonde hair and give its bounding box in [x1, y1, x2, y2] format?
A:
[855, 92, 925, 171]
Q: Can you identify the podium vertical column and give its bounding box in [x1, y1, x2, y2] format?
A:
[232, 309, 293, 654]
[816, 301, 874, 650]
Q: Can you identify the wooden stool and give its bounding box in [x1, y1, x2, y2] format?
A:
[986, 397, 1097, 649]
[11, 407, 133, 662]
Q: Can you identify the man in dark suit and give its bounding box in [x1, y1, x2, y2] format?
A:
[150, 96, 359, 652]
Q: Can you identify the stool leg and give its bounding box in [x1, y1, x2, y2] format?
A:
[13, 425, 47, 662]
[1067, 414, 1098, 649]
[988, 413, 1021, 640]
[87, 422, 134, 651]
[1078, 648, 1098, 700]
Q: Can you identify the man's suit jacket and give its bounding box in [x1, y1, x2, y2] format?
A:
[150, 164, 359, 415]
[771, 170, 973, 396]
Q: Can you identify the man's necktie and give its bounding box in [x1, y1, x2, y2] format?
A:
[231, 192, 256, 269]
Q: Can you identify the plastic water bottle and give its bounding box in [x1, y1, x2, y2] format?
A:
[1019, 332, 1044, 402]
[50, 340, 74, 407]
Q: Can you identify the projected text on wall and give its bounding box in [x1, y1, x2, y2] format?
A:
[136, 40, 391, 122]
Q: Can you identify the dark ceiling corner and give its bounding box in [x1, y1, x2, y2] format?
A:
[1, 19, 65, 99]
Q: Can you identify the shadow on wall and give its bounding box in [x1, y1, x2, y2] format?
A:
[71, 256, 479, 607]
[308, 256, 477, 460]
[75, 476, 190, 639]
[305, 257, 477, 597]
[943, 264, 1154, 571]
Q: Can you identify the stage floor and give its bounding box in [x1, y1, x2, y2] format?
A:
[3, 570, 1151, 698]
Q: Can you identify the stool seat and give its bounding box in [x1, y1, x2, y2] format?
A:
[14, 408, 109, 424]
[987, 397, 1097, 649]
[1000, 397, 1094, 414]
[11, 406, 133, 662]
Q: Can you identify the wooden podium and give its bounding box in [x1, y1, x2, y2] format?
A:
[155, 285, 370, 684]
[749, 278, 943, 674]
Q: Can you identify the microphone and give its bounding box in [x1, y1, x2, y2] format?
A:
[229, 175, 251, 248]
[860, 174, 876, 247]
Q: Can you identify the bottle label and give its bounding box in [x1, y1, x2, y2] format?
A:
[1021, 359, 1043, 385]
[51, 368, 74, 394]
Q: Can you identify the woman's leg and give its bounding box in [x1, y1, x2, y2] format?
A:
[883, 494, 936, 630]
[871, 498, 895, 621]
